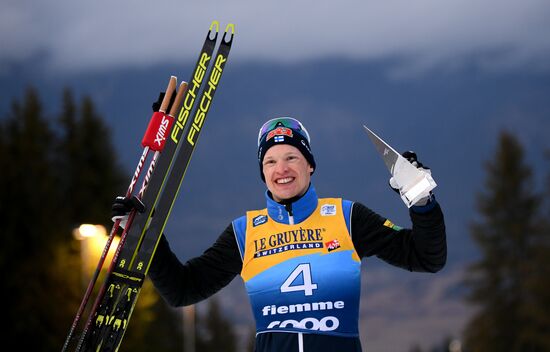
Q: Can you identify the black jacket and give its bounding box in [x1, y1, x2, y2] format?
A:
[148, 199, 446, 352]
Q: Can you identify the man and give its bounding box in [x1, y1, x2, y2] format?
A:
[114, 117, 446, 351]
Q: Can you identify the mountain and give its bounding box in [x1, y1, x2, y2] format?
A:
[4, 59, 549, 261]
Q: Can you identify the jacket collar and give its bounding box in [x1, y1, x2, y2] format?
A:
[265, 185, 318, 224]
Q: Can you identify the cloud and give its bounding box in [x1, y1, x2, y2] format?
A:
[2, 0, 550, 73]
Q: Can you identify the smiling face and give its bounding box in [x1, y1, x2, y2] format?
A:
[262, 144, 314, 202]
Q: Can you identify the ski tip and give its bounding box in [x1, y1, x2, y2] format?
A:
[210, 20, 220, 32]
[225, 23, 235, 34]
[223, 23, 235, 43]
[208, 20, 220, 41]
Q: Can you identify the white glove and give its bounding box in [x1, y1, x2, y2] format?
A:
[389, 151, 435, 207]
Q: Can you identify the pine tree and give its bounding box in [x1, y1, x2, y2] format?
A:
[518, 152, 550, 350]
[1, 87, 184, 351]
[464, 131, 549, 351]
[1, 88, 60, 252]
[0, 88, 76, 350]
[66, 94, 125, 225]
[56, 88, 81, 224]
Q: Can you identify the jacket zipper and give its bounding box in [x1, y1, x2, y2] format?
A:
[284, 203, 294, 225]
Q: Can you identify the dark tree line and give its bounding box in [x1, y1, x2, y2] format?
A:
[0, 87, 124, 350]
[0, 87, 242, 351]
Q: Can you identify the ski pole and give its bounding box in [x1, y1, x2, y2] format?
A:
[61, 76, 177, 352]
[76, 80, 187, 352]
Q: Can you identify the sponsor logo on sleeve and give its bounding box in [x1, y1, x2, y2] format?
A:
[383, 219, 403, 231]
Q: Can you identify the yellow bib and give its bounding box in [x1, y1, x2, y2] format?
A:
[237, 198, 362, 336]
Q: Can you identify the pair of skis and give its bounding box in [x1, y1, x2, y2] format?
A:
[62, 20, 235, 352]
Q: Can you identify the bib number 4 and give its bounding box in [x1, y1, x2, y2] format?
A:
[280, 263, 318, 296]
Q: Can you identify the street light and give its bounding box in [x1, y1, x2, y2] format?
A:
[72, 224, 119, 285]
[73, 224, 107, 240]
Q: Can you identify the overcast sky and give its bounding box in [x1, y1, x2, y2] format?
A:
[2, 0, 550, 74]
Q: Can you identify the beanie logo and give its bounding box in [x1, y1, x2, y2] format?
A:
[266, 127, 293, 142]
